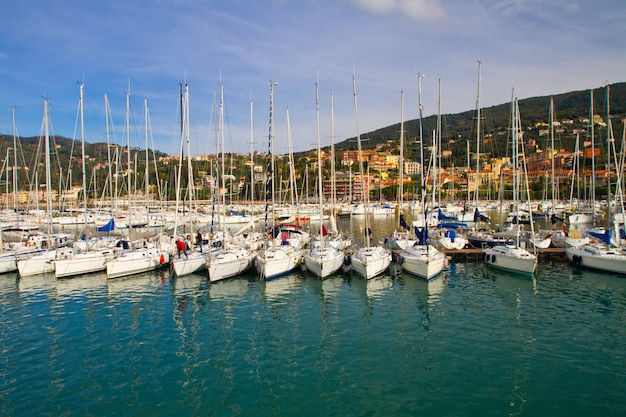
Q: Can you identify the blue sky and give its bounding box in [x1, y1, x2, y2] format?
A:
[0, 0, 624, 156]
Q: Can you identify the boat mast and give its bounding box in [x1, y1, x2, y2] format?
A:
[125, 86, 132, 235]
[417, 72, 426, 231]
[79, 83, 89, 237]
[398, 90, 404, 231]
[474, 61, 482, 218]
[315, 83, 324, 248]
[220, 82, 227, 229]
[144, 97, 150, 213]
[511, 90, 519, 246]
[173, 83, 187, 237]
[352, 74, 369, 248]
[437, 78, 443, 208]
[330, 91, 337, 221]
[44, 99, 53, 240]
[590, 89, 596, 221]
[264, 81, 278, 237]
[249, 98, 255, 209]
[549, 97, 556, 215]
[185, 84, 195, 234]
[11, 107, 19, 216]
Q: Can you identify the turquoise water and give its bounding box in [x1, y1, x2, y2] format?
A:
[1, 259, 625, 416]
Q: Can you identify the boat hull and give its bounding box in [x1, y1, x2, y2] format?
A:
[401, 245, 446, 280]
[566, 245, 626, 275]
[106, 249, 169, 279]
[303, 247, 344, 279]
[172, 252, 208, 277]
[208, 249, 255, 283]
[0, 253, 17, 274]
[256, 246, 302, 280]
[54, 249, 116, 278]
[18, 248, 73, 277]
[351, 247, 391, 280]
[483, 246, 537, 275]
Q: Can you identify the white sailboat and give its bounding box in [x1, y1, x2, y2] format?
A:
[18, 99, 67, 277]
[0, 107, 22, 273]
[311, 91, 351, 250]
[399, 77, 446, 281]
[256, 81, 304, 280]
[566, 85, 626, 275]
[206, 81, 255, 282]
[106, 88, 170, 279]
[483, 89, 537, 276]
[349, 74, 391, 279]
[172, 82, 208, 277]
[303, 83, 343, 279]
[385, 90, 417, 251]
[55, 84, 119, 278]
[231, 99, 265, 252]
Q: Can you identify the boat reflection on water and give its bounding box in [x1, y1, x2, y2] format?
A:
[321, 275, 344, 299]
[263, 273, 301, 302]
[18, 274, 56, 296]
[426, 275, 447, 305]
[365, 275, 393, 299]
[56, 272, 108, 298]
[172, 273, 206, 297]
[209, 278, 249, 301]
[107, 271, 166, 300]
[0, 273, 19, 293]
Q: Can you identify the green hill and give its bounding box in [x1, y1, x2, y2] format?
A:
[327, 82, 626, 168]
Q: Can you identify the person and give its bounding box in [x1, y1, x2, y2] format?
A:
[196, 230, 203, 253]
[176, 238, 187, 259]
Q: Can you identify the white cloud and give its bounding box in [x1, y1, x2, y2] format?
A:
[350, 0, 446, 20]
[487, 0, 526, 16]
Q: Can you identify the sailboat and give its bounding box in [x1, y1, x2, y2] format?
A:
[255, 81, 304, 280]
[566, 85, 626, 275]
[0, 107, 23, 273]
[18, 99, 76, 277]
[171, 82, 209, 277]
[231, 98, 265, 252]
[55, 85, 118, 278]
[311, 90, 351, 250]
[106, 88, 170, 279]
[303, 83, 344, 279]
[399, 75, 447, 280]
[568, 89, 597, 226]
[385, 90, 417, 251]
[483, 91, 537, 275]
[205, 82, 255, 282]
[349, 75, 391, 279]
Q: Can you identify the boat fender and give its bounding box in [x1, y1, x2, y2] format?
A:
[572, 254, 582, 266]
[343, 254, 351, 267]
[159, 254, 165, 264]
[492, 255, 496, 263]
[483, 253, 488, 262]
[397, 254, 404, 265]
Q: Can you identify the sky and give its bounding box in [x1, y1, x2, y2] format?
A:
[0, 0, 624, 157]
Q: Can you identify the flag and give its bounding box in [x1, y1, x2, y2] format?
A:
[399, 214, 409, 230]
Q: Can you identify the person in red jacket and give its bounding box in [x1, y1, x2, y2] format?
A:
[176, 238, 187, 259]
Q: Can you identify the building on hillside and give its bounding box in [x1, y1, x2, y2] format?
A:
[323, 172, 372, 202]
[403, 160, 421, 176]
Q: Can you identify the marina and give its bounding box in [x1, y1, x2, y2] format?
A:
[1, 209, 625, 417]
